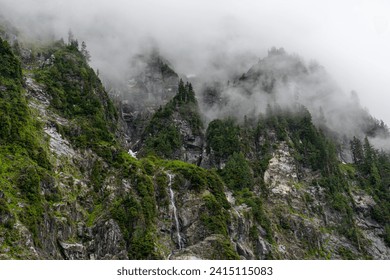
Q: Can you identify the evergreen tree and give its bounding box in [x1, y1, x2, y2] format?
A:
[67, 29, 78, 49]
[370, 164, 381, 189]
[206, 119, 240, 161]
[221, 152, 253, 190]
[81, 41, 91, 62]
[363, 137, 376, 175]
[350, 137, 364, 169]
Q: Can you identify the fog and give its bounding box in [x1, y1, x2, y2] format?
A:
[1, 0, 389, 131]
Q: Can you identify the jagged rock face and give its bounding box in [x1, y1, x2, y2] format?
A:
[351, 190, 390, 259]
[10, 77, 128, 260]
[264, 142, 298, 195]
[157, 187, 207, 258]
[171, 111, 204, 165]
[121, 105, 155, 147]
[226, 194, 268, 260]
[87, 219, 128, 260]
[1, 35, 389, 260]
[172, 234, 233, 260]
[260, 142, 390, 259]
[121, 53, 179, 146]
[127, 53, 179, 107]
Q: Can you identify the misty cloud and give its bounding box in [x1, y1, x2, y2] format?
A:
[197, 49, 389, 150]
[1, 0, 389, 149]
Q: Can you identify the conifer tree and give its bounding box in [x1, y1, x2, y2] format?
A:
[350, 137, 364, 169]
[81, 41, 91, 62]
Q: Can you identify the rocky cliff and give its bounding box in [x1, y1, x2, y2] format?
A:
[0, 34, 389, 260]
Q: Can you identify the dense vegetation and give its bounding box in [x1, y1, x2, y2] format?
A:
[0, 37, 51, 248]
[221, 152, 253, 191]
[206, 118, 240, 163]
[1, 30, 389, 260]
[350, 137, 390, 245]
[143, 79, 203, 158]
[34, 40, 119, 159]
[205, 104, 383, 253]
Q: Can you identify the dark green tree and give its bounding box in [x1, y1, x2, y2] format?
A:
[81, 41, 91, 62]
[350, 137, 364, 169]
[206, 119, 240, 161]
[221, 152, 254, 190]
[362, 137, 376, 175]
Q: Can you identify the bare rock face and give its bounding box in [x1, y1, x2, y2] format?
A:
[351, 190, 390, 259]
[171, 234, 236, 260]
[0, 76, 130, 260]
[2, 74, 387, 261]
[58, 242, 86, 260]
[259, 141, 390, 259]
[264, 142, 298, 195]
[87, 219, 128, 260]
[121, 53, 179, 146]
[2, 36, 389, 261]
[170, 112, 204, 165]
[125, 53, 179, 108]
[351, 189, 376, 215]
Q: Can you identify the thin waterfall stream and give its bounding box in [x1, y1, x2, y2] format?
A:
[167, 173, 184, 250]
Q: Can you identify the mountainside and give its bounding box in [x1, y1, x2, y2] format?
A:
[1, 32, 390, 260]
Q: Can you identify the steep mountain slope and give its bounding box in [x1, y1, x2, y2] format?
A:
[0, 33, 389, 260]
[120, 52, 179, 146]
[140, 79, 204, 164]
[0, 36, 239, 260]
[199, 48, 389, 152]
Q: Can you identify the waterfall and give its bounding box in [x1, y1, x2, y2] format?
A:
[167, 173, 184, 250]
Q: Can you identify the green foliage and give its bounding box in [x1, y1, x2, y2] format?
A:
[0, 38, 50, 246]
[128, 227, 158, 259]
[318, 175, 346, 195]
[17, 166, 40, 200]
[211, 237, 240, 260]
[257, 105, 339, 175]
[0, 38, 42, 158]
[319, 175, 365, 246]
[148, 52, 177, 78]
[34, 44, 118, 158]
[221, 152, 253, 191]
[337, 247, 356, 260]
[350, 137, 364, 169]
[0, 149, 47, 246]
[111, 195, 141, 240]
[384, 225, 390, 247]
[162, 160, 229, 209]
[111, 191, 159, 259]
[284, 107, 338, 174]
[350, 137, 390, 230]
[154, 172, 169, 207]
[143, 80, 202, 158]
[201, 194, 229, 236]
[339, 163, 356, 179]
[91, 160, 106, 192]
[0, 37, 22, 85]
[0, 197, 14, 229]
[111, 156, 159, 259]
[330, 192, 350, 213]
[144, 121, 182, 158]
[206, 118, 240, 161]
[164, 160, 208, 191]
[135, 176, 157, 222]
[235, 188, 273, 243]
[173, 79, 197, 105]
[3, 31, 389, 260]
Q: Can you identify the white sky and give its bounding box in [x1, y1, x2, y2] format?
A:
[1, 0, 390, 125]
